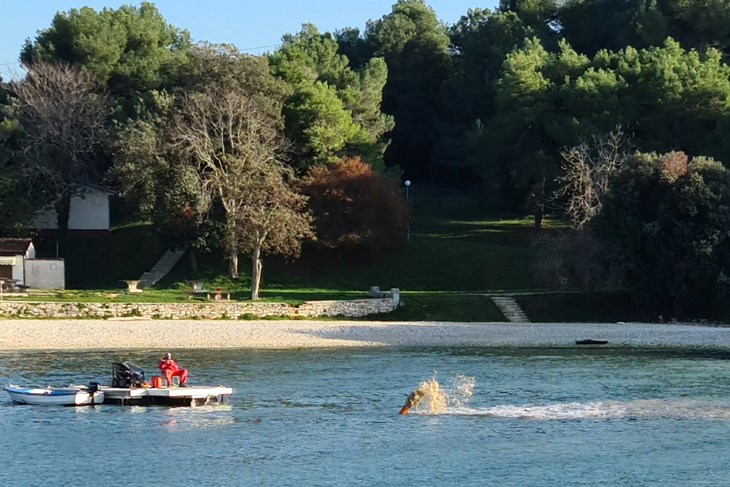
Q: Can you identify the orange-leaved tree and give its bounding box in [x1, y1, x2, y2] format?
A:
[300, 157, 407, 253]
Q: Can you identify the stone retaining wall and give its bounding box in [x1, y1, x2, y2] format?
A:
[0, 296, 398, 320]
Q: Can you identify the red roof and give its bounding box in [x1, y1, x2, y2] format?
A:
[0, 238, 33, 256]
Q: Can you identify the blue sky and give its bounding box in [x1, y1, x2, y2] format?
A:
[1, 0, 498, 78]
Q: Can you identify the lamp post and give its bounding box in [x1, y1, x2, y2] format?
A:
[404, 180, 411, 240]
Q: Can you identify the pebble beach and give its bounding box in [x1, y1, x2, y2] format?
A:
[1, 319, 730, 350]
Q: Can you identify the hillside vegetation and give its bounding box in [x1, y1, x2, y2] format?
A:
[30, 186, 660, 323]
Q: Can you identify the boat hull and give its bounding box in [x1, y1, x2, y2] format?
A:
[4, 386, 104, 406]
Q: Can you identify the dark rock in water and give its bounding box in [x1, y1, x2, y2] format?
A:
[575, 339, 608, 345]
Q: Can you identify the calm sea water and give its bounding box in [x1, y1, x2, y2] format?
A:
[2, 346, 730, 486]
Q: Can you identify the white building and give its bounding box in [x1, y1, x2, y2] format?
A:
[34, 183, 115, 237]
[25, 258, 65, 289]
[0, 238, 35, 286]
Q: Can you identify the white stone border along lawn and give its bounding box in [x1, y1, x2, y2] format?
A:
[0, 296, 398, 320]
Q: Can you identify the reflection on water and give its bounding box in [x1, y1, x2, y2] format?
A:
[2, 346, 730, 486]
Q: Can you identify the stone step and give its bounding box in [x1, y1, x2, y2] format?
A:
[491, 296, 530, 323]
[138, 249, 187, 287]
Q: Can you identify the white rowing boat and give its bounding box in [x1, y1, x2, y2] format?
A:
[4, 384, 104, 406]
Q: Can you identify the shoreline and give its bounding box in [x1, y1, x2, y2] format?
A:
[1, 320, 730, 351]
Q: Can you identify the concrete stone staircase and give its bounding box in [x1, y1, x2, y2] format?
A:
[139, 249, 187, 287]
[490, 295, 530, 323]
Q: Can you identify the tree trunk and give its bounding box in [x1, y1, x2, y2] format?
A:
[54, 193, 72, 252]
[228, 251, 239, 279]
[534, 203, 544, 230]
[225, 218, 239, 278]
[188, 248, 199, 275]
[533, 178, 545, 231]
[251, 243, 263, 300]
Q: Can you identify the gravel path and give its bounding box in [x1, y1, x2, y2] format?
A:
[1, 320, 730, 350]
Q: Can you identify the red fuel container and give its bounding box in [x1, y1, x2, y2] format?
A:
[151, 376, 162, 388]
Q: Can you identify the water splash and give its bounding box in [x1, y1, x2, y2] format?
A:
[405, 374, 475, 415]
[449, 374, 475, 407]
[402, 376, 730, 421]
[414, 378, 447, 414]
[465, 399, 730, 421]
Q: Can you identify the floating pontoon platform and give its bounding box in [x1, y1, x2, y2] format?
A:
[102, 386, 232, 407]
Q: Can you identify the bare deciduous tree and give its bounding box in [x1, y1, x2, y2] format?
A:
[170, 86, 313, 299]
[237, 168, 314, 300]
[555, 128, 629, 230]
[10, 62, 109, 240]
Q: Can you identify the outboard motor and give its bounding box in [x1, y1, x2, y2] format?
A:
[111, 362, 145, 388]
[86, 381, 102, 405]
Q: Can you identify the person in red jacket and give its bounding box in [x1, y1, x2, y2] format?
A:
[159, 352, 189, 387]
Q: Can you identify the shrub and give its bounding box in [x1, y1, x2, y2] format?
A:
[532, 229, 621, 292]
[299, 157, 407, 253]
[599, 151, 730, 315]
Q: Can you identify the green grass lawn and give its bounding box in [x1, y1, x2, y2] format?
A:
[154, 184, 565, 294]
[161, 214, 555, 293]
[373, 292, 505, 322]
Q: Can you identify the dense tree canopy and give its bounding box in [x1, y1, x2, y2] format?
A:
[0, 77, 38, 231]
[558, 0, 730, 58]
[270, 24, 393, 169]
[599, 152, 730, 314]
[469, 36, 730, 223]
[21, 1, 191, 101]
[178, 43, 287, 98]
[365, 0, 451, 179]
[113, 45, 289, 238]
[112, 91, 208, 249]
